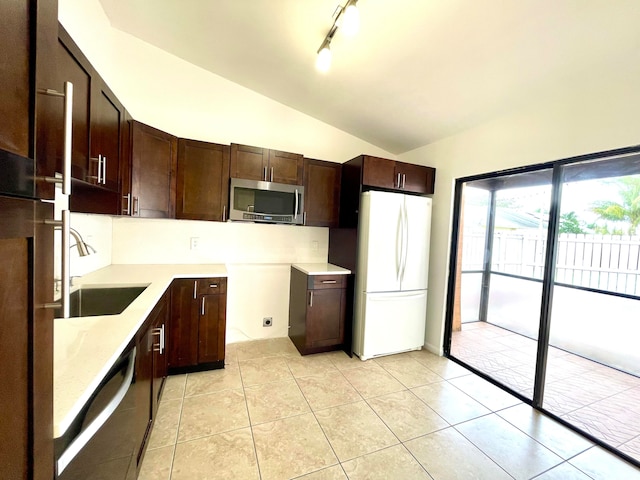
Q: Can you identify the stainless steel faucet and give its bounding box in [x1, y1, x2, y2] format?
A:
[69, 227, 95, 257]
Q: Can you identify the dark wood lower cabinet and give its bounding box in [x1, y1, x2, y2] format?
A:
[0, 196, 54, 480]
[289, 268, 347, 355]
[168, 278, 227, 373]
[134, 290, 168, 474]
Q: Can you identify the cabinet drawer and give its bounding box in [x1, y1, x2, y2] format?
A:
[194, 277, 227, 296]
[309, 275, 345, 290]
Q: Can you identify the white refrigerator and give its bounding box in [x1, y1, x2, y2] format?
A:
[353, 190, 432, 360]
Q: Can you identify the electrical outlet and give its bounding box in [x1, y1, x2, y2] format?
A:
[312, 241, 319, 251]
[263, 317, 273, 327]
[190, 237, 200, 250]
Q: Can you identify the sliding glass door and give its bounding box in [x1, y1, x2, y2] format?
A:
[446, 149, 640, 465]
[450, 168, 553, 401]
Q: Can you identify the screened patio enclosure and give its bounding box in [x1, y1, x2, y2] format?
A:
[445, 148, 640, 466]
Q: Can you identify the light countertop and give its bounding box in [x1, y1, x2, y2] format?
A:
[54, 264, 226, 438]
[292, 263, 351, 275]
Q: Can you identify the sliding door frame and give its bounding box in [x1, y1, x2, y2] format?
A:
[443, 144, 640, 467]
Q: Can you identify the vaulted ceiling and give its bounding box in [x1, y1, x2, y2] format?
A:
[98, 0, 640, 155]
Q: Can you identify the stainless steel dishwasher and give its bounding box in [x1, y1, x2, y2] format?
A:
[55, 345, 138, 480]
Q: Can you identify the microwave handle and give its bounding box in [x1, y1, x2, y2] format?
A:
[294, 189, 299, 219]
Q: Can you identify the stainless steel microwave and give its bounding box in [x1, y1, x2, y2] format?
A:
[229, 178, 304, 225]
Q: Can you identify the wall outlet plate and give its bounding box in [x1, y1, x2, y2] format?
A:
[190, 237, 200, 250]
[263, 317, 272, 327]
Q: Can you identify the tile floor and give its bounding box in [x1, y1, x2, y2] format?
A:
[452, 321, 640, 466]
[139, 337, 640, 479]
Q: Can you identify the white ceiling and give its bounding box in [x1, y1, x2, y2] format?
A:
[98, 0, 640, 155]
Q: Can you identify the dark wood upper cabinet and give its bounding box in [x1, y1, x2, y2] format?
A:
[229, 143, 267, 182]
[395, 161, 435, 195]
[176, 139, 230, 222]
[230, 143, 303, 185]
[304, 158, 341, 227]
[1, 0, 59, 200]
[362, 156, 396, 190]
[130, 121, 177, 218]
[0, 2, 31, 159]
[90, 84, 124, 192]
[56, 35, 91, 183]
[268, 149, 304, 185]
[361, 155, 435, 194]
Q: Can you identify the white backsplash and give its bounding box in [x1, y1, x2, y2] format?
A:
[66, 215, 330, 342]
[111, 217, 328, 265]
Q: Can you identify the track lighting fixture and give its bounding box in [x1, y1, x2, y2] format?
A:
[315, 0, 360, 73]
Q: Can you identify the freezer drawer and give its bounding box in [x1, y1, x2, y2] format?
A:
[355, 290, 427, 361]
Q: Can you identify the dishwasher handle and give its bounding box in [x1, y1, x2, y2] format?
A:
[56, 347, 137, 476]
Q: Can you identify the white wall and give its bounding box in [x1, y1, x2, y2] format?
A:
[111, 217, 328, 343]
[57, 0, 394, 162]
[399, 69, 640, 354]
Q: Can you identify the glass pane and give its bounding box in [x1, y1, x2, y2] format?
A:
[451, 169, 552, 401]
[544, 166, 640, 463]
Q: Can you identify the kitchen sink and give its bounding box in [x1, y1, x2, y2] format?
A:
[54, 285, 148, 318]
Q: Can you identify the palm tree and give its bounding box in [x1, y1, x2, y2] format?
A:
[591, 176, 640, 235]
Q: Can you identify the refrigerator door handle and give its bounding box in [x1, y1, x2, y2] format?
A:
[396, 203, 403, 283]
[401, 202, 409, 282]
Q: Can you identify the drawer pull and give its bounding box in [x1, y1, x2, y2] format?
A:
[209, 284, 218, 288]
[321, 280, 337, 284]
[193, 280, 197, 299]
[309, 291, 313, 307]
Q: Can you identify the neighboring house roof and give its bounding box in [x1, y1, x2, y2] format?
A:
[464, 206, 549, 230]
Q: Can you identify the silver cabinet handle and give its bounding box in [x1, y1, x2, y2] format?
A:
[39, 81, 73, 194]
[193, 280, 197, 299]
[303, 211, 307, 226]
[62, 82, 73, 194]
[102, 156, 107, 185]
[209, 284, 218, 288]
[270, 167, 274, 182]
[402, 173, 406, 189]
[309, 291, 313, 307]
[152, 326, 165, 354]
[132, 196, 139, 216]
[123, 193, 131, 215]
[201, 296, 206, 316]
[321, 280, 337, 284]
[222, 205, 226, 222]
[396, 173, 401, 189]
[57, 348, 136, 475]
[44, 210, 71, 317]
[294, 189, 299, 219]
[152, 328, 161, 352]
[263, 166, 267, 181]
[97, 154, 102, 184]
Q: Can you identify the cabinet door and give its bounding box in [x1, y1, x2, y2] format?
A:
[304, 158, 341, 227]
[198, 294, 226, 364]
[91, 84, 123, 192]
[230, 143, 267, 181]
[306, 288, 345, 348]
[151, 294, 168, 418]
[131, 121, 177, 218]
[0, 197, 54, 480]
[169, 279, 199, 368]
[176, 140, 230, 221]
[134, 321, 153, 469]
[268, 150, 303, 185]
[395, 162, 435, 194]
[56, 36, 91, 183]
[120, 115, 133, 215]
[0, 1, 31, 158]
[362, 156, 396, 189]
